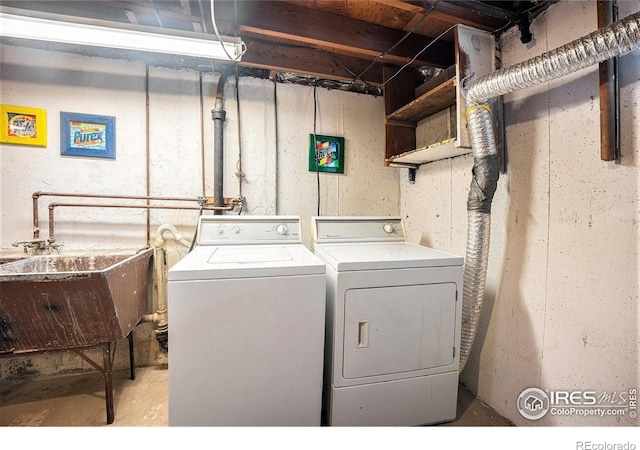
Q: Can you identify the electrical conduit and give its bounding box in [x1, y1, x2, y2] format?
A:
[459, 10, 640, 371]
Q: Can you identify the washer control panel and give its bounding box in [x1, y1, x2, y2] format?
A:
[312, 217, 406, 243]
[197, 216, 301, 245]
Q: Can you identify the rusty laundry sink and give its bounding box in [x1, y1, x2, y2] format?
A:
[0, 248, 153, 353]
[0, 248, 153, 424]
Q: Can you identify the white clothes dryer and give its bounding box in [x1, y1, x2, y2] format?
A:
[311, 216, 463, 426]
[168, 216, 326, 426]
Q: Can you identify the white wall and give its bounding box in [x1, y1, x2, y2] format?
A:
[7, 2, 635, 427]
[0, 47, 397, 254]
[0, 44, 398, 380]
[402, 0, 639, 426]
[0, 46, 149, 251]
[277, 83, 400, 244]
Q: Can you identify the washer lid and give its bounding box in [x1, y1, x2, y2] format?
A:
[313, 241, 463, 271]
[207, 246, 293, 264]
[168, 244, 325, 281]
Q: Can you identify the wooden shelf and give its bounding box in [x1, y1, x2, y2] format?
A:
[383, 25, 500, 167]
[386, 77, 456, 123]
[385, 138, 471, 168]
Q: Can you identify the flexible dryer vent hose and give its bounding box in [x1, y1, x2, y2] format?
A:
[459, 10, 640, 372]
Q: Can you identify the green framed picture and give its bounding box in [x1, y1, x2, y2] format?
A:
[308, 134, 345, 174]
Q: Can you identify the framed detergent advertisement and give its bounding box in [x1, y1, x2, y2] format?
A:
[60, 112, 115, 159]
[0, 104, 47, 146]
[308, 134, 345, 174]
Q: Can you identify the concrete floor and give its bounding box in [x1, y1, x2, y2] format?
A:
[0, 366, 511, 427]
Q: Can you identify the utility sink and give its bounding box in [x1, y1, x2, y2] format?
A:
[0, 248, 153, 354]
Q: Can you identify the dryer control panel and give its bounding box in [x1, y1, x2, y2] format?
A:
[312, 216, 406, 243]
[197, 216, 301, 245]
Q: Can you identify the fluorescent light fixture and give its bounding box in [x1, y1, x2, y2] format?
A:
[0, 12, 245, 61]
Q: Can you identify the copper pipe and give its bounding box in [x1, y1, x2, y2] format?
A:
[199, 71, 206, 197]
[235, 66, 243, 198]
[47, 201, 236, 243]
[32, 191, 203, 240]
[598, 0, 620, 161]
[34, 191, 198, 201]
[33, 196, 40, 239]
[145, 64, 152, 244]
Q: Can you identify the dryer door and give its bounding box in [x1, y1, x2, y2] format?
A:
[342, 283, 456, 379]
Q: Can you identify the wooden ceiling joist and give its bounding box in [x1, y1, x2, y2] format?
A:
[240, 38, 385, 85]
[214, 0, 454, 69]
[0, 0, 530, 86]
[408, 1, 506, 30]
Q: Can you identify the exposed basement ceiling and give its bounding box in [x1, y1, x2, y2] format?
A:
[0, 0, 554, 88]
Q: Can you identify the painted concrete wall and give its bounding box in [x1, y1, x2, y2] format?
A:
[276, 83, 400, 245]
[4, 2, 636, 428]
[0, 44, 398, 382]
[402, 0, 639, 426]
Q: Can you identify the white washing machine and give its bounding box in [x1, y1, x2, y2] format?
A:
[311, 216, 463, 426]
[168, 215, 326, 426]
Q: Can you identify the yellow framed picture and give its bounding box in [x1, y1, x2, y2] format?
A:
[0, 104, 47, 147]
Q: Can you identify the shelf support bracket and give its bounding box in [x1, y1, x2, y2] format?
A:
[408, 167, 417, 184]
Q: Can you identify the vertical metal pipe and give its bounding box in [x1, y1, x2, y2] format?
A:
[273, 78, 279, 214]
[145, 65, 151, 244]
[199, 72, 206, 197]
[598, 0, 620, 161]
[49, 206, 55, 243]
[212, 106, 226, 214]
[235, 67, 243, 198]
[212, 72, 231, 215]
[32, 195, 40, 239]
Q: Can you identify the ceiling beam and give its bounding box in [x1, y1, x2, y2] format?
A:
[443, 0, 520, 22]
[214, 0, 454, 68]
[239, 38, 386, 85]
[374, 0, 424, 13]
[380, 0, 499, 32]
[406, 1, 506, 29]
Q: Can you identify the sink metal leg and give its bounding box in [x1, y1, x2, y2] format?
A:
[102, 343, 114, 425]
[127, 331, 136, 381]
[18, 333, 138, 425]
[73, 343, 115, 425]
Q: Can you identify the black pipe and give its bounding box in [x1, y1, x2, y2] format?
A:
[212, 71, 233, 215]
[212, 108, 226, 215]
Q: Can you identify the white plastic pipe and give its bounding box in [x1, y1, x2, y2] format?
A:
[155, 223, 191, 248]
[144, 223, 192, 349]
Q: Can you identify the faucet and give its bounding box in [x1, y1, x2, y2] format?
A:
[12, 238, 63, 254]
